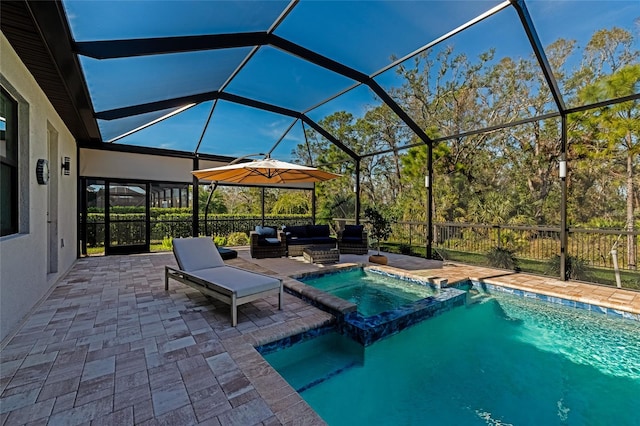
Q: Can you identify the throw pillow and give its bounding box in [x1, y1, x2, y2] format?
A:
[343, 225, 363, 238]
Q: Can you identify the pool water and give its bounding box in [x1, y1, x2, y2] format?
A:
[300, 269, 435, 316]
[264, 292, 640, 425]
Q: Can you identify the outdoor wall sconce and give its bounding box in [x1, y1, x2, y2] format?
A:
[36, 159, 50, 185]
[559, 160, 567, 179]
[424, 175, 430, 188]
[61, 156, 71, 175]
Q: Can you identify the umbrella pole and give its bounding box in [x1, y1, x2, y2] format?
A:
[204, 182, 217, 236]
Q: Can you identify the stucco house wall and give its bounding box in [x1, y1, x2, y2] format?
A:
[0, 33, 78, 342]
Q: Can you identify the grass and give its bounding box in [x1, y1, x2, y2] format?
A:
[86, 243, 170, 256]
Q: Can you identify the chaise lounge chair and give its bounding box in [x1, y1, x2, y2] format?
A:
[165, 237, 283, 326]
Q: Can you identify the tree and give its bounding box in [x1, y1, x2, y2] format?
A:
[363, 206, 392, 255]
[271, 190, 310, 215]
[198, 186, 227, 214]
[575, 63, 640, 268]
[297, 112, 359, 222]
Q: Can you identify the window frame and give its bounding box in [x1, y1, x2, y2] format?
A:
[1, 87, 19, 237]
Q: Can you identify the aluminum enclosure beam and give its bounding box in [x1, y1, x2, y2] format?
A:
[79, 31, 434, 152]
[75, 32, 270, 59]
[511, 0, 566, 113]
[95, 91, 359, 160]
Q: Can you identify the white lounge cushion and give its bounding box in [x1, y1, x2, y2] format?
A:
[189, 266, 281, 298]
[173, 237, 224, 272]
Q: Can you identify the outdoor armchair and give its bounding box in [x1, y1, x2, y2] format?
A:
[337, 224, 369, 255]
[250, 225, 286, 258]
[166, 237, 283, 326]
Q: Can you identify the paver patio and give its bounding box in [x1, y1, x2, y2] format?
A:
[1, 249, 638, 425]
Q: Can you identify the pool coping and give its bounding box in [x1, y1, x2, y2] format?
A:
[466, 280, 640, 322]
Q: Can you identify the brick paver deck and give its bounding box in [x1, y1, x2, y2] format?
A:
[1, 249, 638, 425]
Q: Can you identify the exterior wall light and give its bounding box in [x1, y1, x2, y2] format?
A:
[61, 156, 71, 175]
[559, 160, 567, 179]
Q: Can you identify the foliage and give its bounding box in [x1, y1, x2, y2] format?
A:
[486, 246, 520, 271]
[227, 232, 249, 246]
[546, 254, 593, 281]
[271, 191, 311, 215]
[399, 243, 411, 255]
[363, 206, 392, 255]
[199, 186, 227, 214]
[161, 237, 173, 250]
[432, 248, 446, 261]
[154, 214, 192, 238]
[213, 236, 227, 247]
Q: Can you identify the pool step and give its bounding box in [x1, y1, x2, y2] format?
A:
[296, 361, 360, 393]
[467, 289, 492, 305]
[262, 332, 364, 393]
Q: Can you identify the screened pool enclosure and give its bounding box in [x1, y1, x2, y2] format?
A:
[2, 0, 638, 287]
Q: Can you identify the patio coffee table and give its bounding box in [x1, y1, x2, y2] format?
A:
[303, 247, 340, 264]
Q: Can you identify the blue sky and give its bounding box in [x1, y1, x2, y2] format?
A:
[63, 0, 639, 160]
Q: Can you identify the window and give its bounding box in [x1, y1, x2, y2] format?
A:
[1, 88, 18, 236]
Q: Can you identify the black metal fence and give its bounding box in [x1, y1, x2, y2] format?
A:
[334, 218, 640, 289]
[82, 213, 640, 288]
[201, 216, 313, 237]
[83, 215, 313, 248]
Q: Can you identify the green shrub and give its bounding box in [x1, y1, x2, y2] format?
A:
[213, 236, 228, 247]
[547, 254, 593, 281]
[161, 236, 173, 250]
[399, 243, 411, 255]
[154, 214, 193, 239]
[486, 246, 520, 270]
[432, 248, 447, 261]
[227, 232, 249, 246]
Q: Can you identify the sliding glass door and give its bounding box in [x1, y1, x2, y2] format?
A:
[105, 181, 150, 255]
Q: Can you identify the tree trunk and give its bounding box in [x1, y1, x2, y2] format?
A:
[626, 144, 636, 269]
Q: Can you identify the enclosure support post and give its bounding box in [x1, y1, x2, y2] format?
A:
[355, 160, 361, 225]
[80, 177, 87, 256]
[192, 156, 200, 237]
[427, 140, 433, 259]
[560, 115, 568, 281]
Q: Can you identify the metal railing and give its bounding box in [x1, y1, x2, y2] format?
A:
[81, 214, 640, 288]
[333, 218, 640, 289]
[82, 215, 313, 248]
[568, 228, 638, 271]
[430, 222, 563, 262]
[201, 216, 312, 237]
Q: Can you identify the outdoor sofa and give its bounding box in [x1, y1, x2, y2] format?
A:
[165, 237, 283, 326]
[283, 224, 337, 256]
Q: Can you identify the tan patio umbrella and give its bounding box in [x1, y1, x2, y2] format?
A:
[192, 158, 341, 184]
[194, 157, 341, 232]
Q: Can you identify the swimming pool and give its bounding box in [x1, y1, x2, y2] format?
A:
[263, 291, 640, 425]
